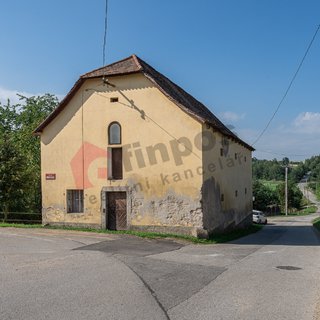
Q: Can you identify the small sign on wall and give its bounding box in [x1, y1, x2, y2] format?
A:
[46, 173, 56, 180]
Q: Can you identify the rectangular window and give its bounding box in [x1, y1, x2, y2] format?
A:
[67, 190, 84, 213]
[108, 147, 123, 180]
[220, 148, 224, 157]
[110, 97, 119, 103]
[235, 153, 238, 160]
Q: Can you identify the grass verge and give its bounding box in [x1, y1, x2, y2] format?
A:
[289, 206, 318, 216]
[313, 217, 320, 232]
[274, 205, 318, 217]
[0, 222, 263, 244]
[0, 222, 42, 228]
[261, 180, 281, 191]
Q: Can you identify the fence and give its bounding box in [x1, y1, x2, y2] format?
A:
[0, 212, 42, 224]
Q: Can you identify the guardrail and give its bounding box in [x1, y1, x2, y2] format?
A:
[0, 212, 42, 224]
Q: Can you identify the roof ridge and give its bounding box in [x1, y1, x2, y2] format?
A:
[135, 56, 253, 150]
[34, 54, 254, 150]
[80, 55, 135, 78]
[131, 54, 143, 71]
[136, 57, 221, 121]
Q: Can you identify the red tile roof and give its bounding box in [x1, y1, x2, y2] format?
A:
[34, 55, 254, 151]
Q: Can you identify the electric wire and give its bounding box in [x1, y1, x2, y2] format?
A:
[252, 24, 320, 146]
[255, 149, 312, 158]
[84, 89, 202, 160]
[102, 0, 108, 66]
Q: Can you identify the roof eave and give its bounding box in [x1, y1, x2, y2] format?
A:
[82, 70, 141, 80]
[33, 78, 85, 134]
[143, 71, 254, 152]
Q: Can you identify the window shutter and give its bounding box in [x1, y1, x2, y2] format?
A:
[67, 190, 72, 212]
[112, 148, 123, 179]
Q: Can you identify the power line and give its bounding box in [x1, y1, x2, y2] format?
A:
[252, 24, 320, 146]
[102, 0, 109, 66]
[255, 149, 312, 158]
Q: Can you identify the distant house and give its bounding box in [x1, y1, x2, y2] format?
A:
[34, 55, 254, 237]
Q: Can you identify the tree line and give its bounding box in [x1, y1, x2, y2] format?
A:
[252, 156, 320, 212]
[0, 95, 58, 218]
[304, 156, 320, 199]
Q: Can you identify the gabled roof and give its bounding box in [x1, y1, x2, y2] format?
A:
[34, 55, 254, 151]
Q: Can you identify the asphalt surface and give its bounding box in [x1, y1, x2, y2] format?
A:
[1, 211, 320, 320]
[299, 182, 320, 206]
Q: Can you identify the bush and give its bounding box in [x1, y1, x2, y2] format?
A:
[0, 212, 41, 224]
[253, 180, 303, 212]
[276, 182, 303, 211]
[253, 180, 278, 211]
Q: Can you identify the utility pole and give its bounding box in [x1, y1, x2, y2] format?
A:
[285, 166, 288, 216]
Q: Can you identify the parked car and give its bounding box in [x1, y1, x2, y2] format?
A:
[252, 210, 267, 224]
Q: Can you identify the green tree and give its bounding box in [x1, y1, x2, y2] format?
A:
[252, 158, 285, 181]
[276, 182, 303, 211]
[289, 162, 307, 183]
[253, 180, 278, 211]
[282, 157, 290, 166]
[0, 135, 32, 219]
[15, 94, 58, 212]
[0, 95, 58, 215]
[0, 101, 31, 218]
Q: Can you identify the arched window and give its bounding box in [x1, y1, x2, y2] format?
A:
[108, 122, 121, 145]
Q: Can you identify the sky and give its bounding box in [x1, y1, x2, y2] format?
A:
[0, 0, 319, 160]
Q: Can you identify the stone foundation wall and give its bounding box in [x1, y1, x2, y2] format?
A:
[129, 189, 203, 231]
[129, 225, 207, 238]
[43, 221, 102, 229]
[42, 206, 101, 227]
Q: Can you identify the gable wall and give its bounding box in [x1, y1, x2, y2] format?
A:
[41, 73, 204, 234]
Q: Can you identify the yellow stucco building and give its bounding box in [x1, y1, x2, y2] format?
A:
[34, 55, 254, 238]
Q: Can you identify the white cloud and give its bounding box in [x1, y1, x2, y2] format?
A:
[236, 114, 320, 161]
[0, 86, 63, 105]
[219, 111, 245, 123]
[0, 86, 38, 105]
[293, 112, 320, 134]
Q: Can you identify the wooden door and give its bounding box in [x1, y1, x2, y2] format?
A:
[107, 192, 127, 230]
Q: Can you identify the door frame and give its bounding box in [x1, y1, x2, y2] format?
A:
[101, 186, 131, 230]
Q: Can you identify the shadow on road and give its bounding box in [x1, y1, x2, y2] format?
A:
[74, 235, 184, 256]
[75, 235, 226, 312]
[231, 224, 320, 246]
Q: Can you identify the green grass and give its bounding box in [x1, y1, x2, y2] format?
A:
[275, 205, 318, 216]
[0, 222, 263, 244]
[271, 206, 318, 217]
[307, 183, 320, 201]
[0, 222, 42, 228]
[313, 217, 320, 232]
[298, 206, 318, 215]
[261, 180, 281, 191]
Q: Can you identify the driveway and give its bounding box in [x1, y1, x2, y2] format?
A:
[1, 211, 320, 320]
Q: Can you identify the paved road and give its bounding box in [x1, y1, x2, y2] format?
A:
[299, 182, 320, 205]
[1, 212, 320, 320]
